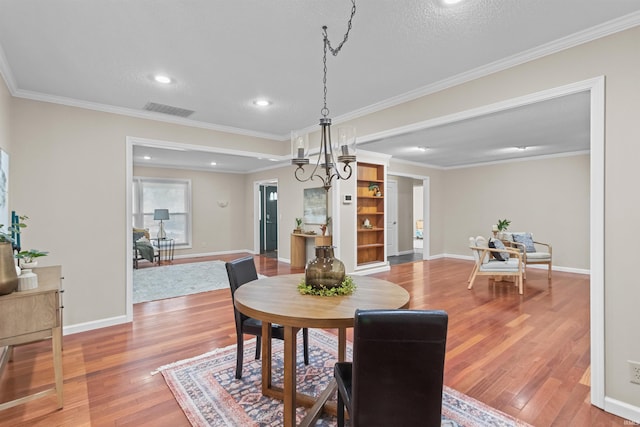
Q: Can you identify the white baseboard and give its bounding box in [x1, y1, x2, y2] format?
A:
[604, 396, 640, 424]
[63, 315, 129, 336]
[352, 263, 391, 275]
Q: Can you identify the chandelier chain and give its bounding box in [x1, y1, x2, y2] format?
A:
[321, 0, 357, 118]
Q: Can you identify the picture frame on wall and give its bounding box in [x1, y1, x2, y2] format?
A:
[0, 149, 8, 232]
[303, 187, 326, 225]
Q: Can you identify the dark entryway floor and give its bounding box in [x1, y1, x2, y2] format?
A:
[388, 252, 423, 265]
[262, 250, 277, 259]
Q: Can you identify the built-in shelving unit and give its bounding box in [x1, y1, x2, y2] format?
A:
[356, 162, 385, 265]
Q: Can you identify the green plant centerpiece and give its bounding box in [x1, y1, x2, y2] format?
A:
[294, 217, 303, 233]
[497, 219, 511, 232]
[298, 275, 356, 296]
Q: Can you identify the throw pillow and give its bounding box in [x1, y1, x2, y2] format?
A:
[488, 238, 510, 261]
[512, 233, 536, 252]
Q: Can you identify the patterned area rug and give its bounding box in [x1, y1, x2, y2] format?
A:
[154, 329, 531, 427]
[133, 260, 230, 303]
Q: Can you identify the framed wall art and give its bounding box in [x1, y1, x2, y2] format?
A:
[303, 187, 327, 225]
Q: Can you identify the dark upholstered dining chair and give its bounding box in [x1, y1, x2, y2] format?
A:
[225, 256, 309, 379]
[334, 309, 448, 427]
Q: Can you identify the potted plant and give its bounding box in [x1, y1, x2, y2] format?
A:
[16, 249, 49, 268]
[294, 218, 303, 233]
[496, 219, 511, 239]
[368, 183, 381, 197]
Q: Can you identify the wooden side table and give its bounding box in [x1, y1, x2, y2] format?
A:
[290, 234, 332, 268]
[0, 265, 63, 411]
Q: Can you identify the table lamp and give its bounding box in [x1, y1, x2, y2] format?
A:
[154, 209, 170, 239]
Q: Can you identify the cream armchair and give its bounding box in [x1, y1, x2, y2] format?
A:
[502, 232, 552, 280]
[468, 236, 524, 295]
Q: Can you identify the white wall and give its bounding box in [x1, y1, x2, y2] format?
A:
[443, 154, 590, 270]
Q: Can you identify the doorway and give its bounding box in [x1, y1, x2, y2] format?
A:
[259, 184, 278, 258]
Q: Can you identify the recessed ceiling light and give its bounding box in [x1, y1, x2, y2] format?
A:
[143, 155, 152, 160]
[253, 99, 271, 107]
[153, 75, 173, 84]
[210, 162, 217, 166]
[442, 0, 463, 5]
[417, 146, 429, 151]
[516, 146, 528, 150]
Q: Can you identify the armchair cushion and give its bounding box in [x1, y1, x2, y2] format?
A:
[488, 238, 510, 261]
[524, 251, 551, 261]
[479, 258, 520, 272]
[512, 232, 536, 252]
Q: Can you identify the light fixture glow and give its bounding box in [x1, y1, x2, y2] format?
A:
[143, 155, 152, 160]
[516, 146, 528, 150]
[210, 162, 217, 166]
[417, 146, 429, 152]
[253, 99, 271, 107]
[442, 0, 463, 5]
[153, 75, 172, 84]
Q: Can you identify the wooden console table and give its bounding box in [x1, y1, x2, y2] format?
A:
[290, 233, 332, 268]
[0, 265, 63, 411]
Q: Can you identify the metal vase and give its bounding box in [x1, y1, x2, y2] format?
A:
[0, 242, 18, 295]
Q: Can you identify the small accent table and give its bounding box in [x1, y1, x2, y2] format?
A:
[290, 234, 332, 268]
[0, 265, 64, 411]
[151, 238, 175, 264]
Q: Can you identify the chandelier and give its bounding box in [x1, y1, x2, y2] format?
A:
[291, 0, 357, 191]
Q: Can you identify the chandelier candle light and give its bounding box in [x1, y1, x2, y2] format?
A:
[292, 0, 357, 291]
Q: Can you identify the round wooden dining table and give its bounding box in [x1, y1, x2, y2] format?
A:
[234, 273, 410, 427]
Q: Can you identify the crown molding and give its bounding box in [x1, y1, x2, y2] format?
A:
[1, 12, 638, 142]
[0, 42, 17, 94]
[331, 11, 640, 126]
[11, 87, 284, 141]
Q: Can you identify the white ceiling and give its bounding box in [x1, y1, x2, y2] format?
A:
[1, 1, 639, 171]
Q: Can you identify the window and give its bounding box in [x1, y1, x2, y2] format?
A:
[132, 177, 192, 246]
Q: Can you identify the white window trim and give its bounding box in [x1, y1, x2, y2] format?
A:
[132, 176, 192, 248]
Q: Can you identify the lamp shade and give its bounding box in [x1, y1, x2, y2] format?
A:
[153, 209, 170, 221]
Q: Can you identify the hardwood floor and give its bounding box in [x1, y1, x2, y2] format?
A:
[0, 254, 630, 426]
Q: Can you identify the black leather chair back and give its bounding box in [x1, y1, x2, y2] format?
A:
[225, 256, 258, 323]
[351, 309, 448, 427]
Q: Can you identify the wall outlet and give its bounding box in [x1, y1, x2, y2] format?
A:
[630, 360, 640, 385]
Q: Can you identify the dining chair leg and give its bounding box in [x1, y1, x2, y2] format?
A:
[336, 389, 345, 427]
[255, 336, 261, 359]
[302, 328, 309, 365]
[235, 332, 245, 379]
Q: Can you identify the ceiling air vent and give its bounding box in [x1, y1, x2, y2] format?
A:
[143, 102, 195, 118]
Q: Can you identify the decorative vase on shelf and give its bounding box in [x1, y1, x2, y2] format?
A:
[305, 246, 345, 289]
[18, 269, 38, 291]
[0, 242, 18, 295]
